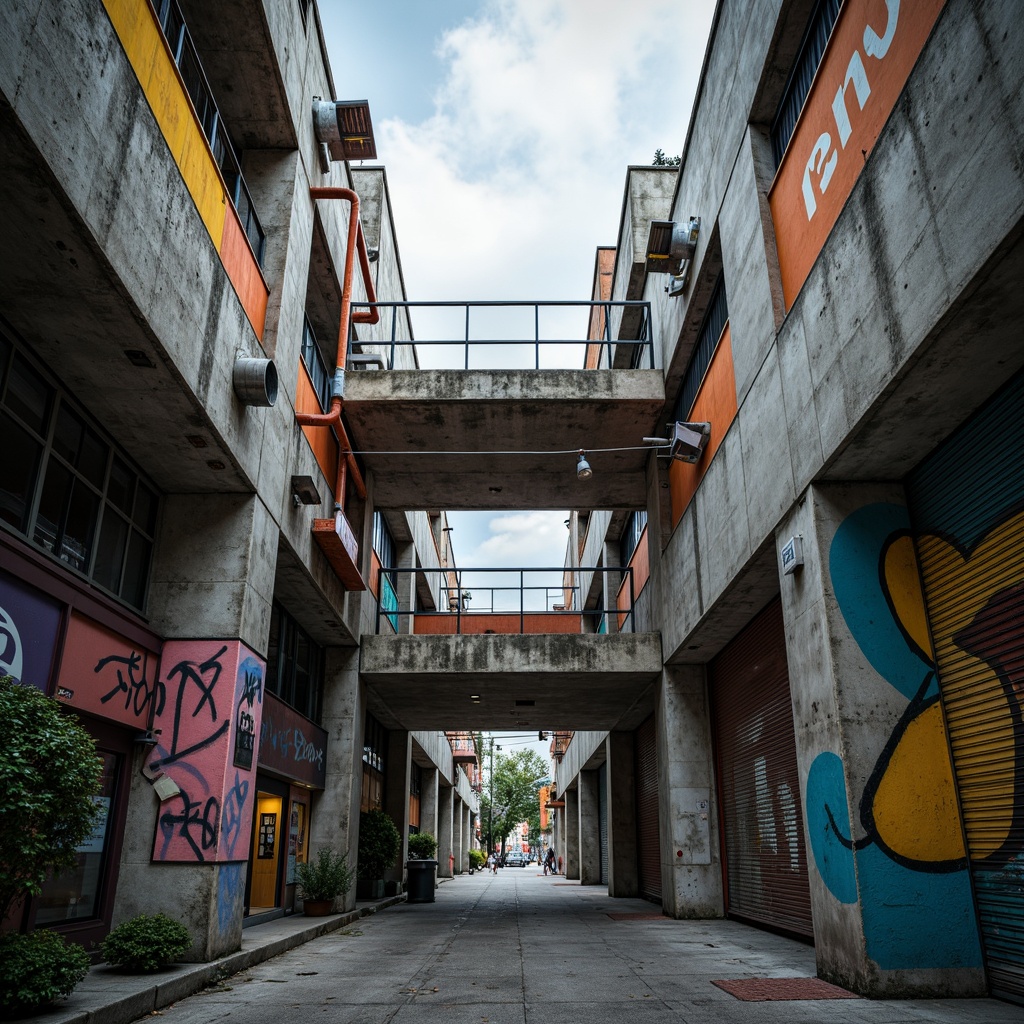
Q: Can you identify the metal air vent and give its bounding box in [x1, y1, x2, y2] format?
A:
[646, 216, 701, 273]
[313, 99, 377, 162]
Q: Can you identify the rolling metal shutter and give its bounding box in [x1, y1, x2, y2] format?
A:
[635, 713, 662, 901]
[711, 598, 813, 938]
[908, 373, 1024, 1002]
[599, 763, 609, 886]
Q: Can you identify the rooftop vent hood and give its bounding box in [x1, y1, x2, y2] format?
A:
[313, 99, 376, 170]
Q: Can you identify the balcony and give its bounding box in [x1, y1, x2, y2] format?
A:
[372, 566, 637, 636]
[341, 301, 666, 511]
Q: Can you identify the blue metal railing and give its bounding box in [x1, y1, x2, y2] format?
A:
[373, 565, 636, 635]
[154, 0, 266, 265]
[349, 300, 654, 370]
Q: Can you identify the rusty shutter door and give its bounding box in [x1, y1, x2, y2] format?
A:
[711, 598, 813, 938]
[635, 713, 661, 901]
[908, 373, 1024, 1003]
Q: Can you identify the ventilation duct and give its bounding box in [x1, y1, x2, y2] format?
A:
[233, 357, 278, 407]
[313, 99, 377, 166]
[646, 216, 700, 273]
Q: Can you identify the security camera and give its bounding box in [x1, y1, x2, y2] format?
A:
[670, 421, 711, 463]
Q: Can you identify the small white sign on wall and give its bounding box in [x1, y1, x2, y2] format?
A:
[781, 535, 804, 576]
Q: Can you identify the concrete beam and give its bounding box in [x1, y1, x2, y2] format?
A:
[359, 633, 663, 732]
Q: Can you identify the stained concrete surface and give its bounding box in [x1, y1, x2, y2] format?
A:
[41, 870, 1024, 1024]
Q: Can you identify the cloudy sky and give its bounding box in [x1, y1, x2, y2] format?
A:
[320, 0, 715, 581]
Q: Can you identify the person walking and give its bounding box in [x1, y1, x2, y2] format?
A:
[544, 848, 555, 875]
[487, 851, 497, 874]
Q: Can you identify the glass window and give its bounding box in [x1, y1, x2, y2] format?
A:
[0, 333, 158, 610]
[674, 275, 729, 422]
[36, 750, 119, 924]
[265, 602, 323, 723]
[619, 511, 648, 566]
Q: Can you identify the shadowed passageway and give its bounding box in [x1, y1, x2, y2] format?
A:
[152, 871, 1019, 1024]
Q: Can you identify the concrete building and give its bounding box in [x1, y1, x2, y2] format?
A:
[552, 0, 1024, 1005]
[3, 0, 1023, 1011]
[0, 0, 476, 960]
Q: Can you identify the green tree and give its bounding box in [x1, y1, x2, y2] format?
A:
[0, 676, 102, 921]
[481, 748, 549, 853]
[652, 148, 681, 166]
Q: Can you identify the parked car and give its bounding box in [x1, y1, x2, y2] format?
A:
[505, 852, 527, 867]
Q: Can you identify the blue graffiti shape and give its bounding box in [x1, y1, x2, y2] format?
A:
[96, 650, 166, 719]
[218, 862, 245, 935]
[806, 752, 859, 904]
[159, 788, 220, 861]
[150, 646, 230, 772]
[221, 771, 251, 858]
[293, 729, 324, 770]
[238, 660, 263, 708]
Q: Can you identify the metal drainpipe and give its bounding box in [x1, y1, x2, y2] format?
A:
[295, 187, 381, 509]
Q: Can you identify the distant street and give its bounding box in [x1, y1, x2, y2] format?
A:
[153, 869, 1021, 1024]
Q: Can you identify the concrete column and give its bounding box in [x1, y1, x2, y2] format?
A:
[656, 665, 722, 919]
[420, 767, 439, 841]
[564, 788, 580, 879]
[462, 803, 472, 872]
[384, 731, 411, 887]
[437, 785, 454, 877]
[115, 493, 278, 961]
[607, 731, 638, 897]
[578, 768, 601, 884]
[450, 794, 462, 876]
[778, 483, 985, 997]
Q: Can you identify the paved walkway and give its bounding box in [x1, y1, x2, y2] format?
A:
[37, 869, 1023, 1024]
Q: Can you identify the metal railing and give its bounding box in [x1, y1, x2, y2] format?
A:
[373, 565, 635, 635]
[154, 0, 266, 265]
[348, 300, 654, 370]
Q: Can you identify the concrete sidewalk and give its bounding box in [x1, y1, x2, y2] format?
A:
[28, 871, 1024, 1023]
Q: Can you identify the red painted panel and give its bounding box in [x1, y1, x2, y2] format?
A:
[412, 613, 581, 635]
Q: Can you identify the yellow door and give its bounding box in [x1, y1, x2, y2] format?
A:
[250, 793, 283, 910]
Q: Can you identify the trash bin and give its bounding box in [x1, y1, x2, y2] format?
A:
[405, 859, 438, 903]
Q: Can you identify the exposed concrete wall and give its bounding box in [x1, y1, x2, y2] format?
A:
[578, 769, 601, 885]
[384, 731, 411, 885]
[554, 730, 606, 794]
[420, 768, 439, 843]
[778, 483, 986, 996]
[607, 731, 638, 897]
[437, 785, 454, 878]
[656, 666, 722, 919]
[412, 730, 456, 787]
[564, 788, 580, 880]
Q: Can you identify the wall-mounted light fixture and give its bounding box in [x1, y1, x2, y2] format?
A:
[576, 450, 593, 480]
[291, 475, 322, 507]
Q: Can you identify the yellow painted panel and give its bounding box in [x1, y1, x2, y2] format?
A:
[884, 535, 934, 661]
[101, 0, 226, 245]
[871, 701, 966, 863]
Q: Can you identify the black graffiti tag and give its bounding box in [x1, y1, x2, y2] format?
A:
[96, 650, 165, 719]
[158, 788, 220, 862]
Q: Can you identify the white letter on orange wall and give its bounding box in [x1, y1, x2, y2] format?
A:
[832, 50, 872, 148]
[863, 0, 900, 59]
[802, 133, 837, 219]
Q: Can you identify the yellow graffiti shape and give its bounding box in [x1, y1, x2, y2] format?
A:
[883, 535, 934, 662]
[870, 699, 966, 865]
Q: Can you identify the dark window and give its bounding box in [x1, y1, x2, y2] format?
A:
[363, 712, 387, 772]
[674, 275, 728, 422]
[619, 511, 648, 566]
[301, 317, 331, 412]
[266, 602, 324, 723]
[0, 333, 158, 609]
[770, 0, 843, 166]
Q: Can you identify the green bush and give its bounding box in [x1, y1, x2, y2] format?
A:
[0, 675, 102, 921]
[407, 832, 437, 859]
[0, 930, 90, 1015]
[469, 849, 486, 870]
[296, 849, 352, 901]
[100, 913, 191, 972]
[357, 809, 400, 879]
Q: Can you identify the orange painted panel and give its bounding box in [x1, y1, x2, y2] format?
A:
[670, 323, 737, 525]
[769, 0, 946, 307]
[369, 551, 382, 599]
[220, 204, 269, 341]
[55, 612, 161, 729]
[295, 363, 338, 488]
[617, 527, 649, 629]
[412, 613, 580, 635]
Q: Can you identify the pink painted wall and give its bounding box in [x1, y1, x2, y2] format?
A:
[149, 640, 265, 863]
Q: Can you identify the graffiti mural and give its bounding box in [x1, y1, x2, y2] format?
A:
[0, 572, 63, 689]
[151, 641, 264, 863]
[804, 502, 983, 970]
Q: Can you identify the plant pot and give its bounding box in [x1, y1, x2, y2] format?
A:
[357, 878, 385, 900]
[302, 899, 335, 916]
[406, 859, 438, 903]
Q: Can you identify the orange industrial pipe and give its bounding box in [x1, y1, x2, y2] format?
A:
[296, 187, 381, 505]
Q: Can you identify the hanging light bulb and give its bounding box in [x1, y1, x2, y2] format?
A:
[576, 450, 593, 480]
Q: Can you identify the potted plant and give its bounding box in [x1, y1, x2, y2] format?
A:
[356, 809, 400, 900]
[405, 832, 438, 903]
[469, 849, 486, 874]
[100, 913, 191, 972]
[295, 849, 351, 915]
